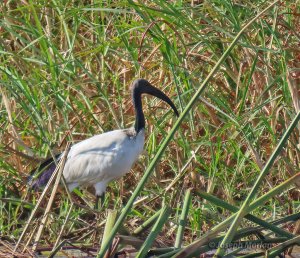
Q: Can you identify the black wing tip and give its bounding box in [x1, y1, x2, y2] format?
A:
[28, 154, 61, 190]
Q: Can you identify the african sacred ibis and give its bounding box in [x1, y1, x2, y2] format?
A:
[31, 79, 178, 207]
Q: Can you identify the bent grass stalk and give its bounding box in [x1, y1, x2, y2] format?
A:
[32, 143, 71, 252]
[133, 209, 162, 236]
[13, 143, 70, 253]
[14, 162, 63, 252]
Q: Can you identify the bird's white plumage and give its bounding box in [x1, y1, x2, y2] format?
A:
[62, 128, 145, 196]
[31, 79, 178, 207]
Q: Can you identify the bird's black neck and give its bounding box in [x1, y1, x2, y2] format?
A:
[132, 89, 145, 133]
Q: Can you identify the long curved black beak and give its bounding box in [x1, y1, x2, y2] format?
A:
[132, 78, 179, 116]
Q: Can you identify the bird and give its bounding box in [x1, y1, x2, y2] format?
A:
[30, 79, 179, 208]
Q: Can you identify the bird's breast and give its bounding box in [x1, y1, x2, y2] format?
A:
[128, 129, 145, 159]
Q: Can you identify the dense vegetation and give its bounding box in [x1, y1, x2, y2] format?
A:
[0, 0, 299, 257]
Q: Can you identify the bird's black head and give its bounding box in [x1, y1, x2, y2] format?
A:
[131, 79, 179, 132]
[131, 79, 179, 116]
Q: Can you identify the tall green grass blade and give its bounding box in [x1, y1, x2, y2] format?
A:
[216, 111, 300, 256]
[28, 0, 56, 84]
[136, 206, 171, 258]
[173, 172, 299, 257]
[158, 249, 180, 258]
[195, 190, 293, 238]
[1, 1, 298, 255]
[239, 253, 264, 258]
[100, 210, 118, 255]
[97, 0, 274, 254]
[267, 235, 300, 257]
[175, 188, 192, 248]
[148, 247, 177, 256]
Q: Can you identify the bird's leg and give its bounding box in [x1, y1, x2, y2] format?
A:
[95, 193, 105, 210]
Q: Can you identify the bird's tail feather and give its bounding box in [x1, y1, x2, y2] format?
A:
[28, 153, 62, 190]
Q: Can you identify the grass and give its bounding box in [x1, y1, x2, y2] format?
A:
[0, 0, 299, 257]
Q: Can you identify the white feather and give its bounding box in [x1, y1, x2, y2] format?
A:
[62, 128, 145, 196]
